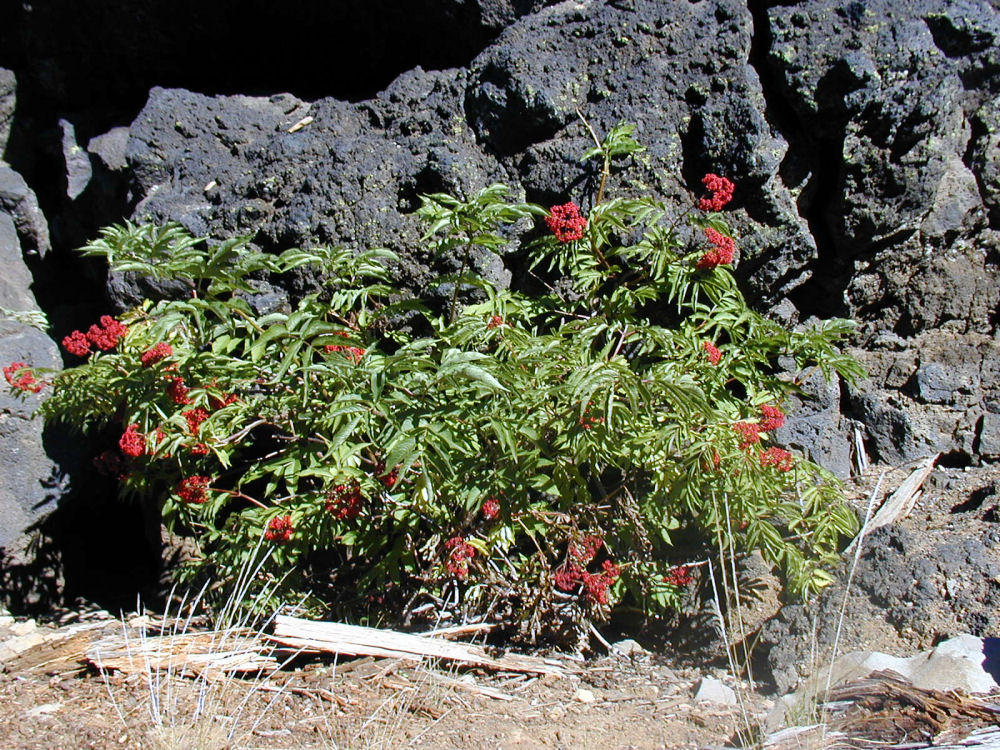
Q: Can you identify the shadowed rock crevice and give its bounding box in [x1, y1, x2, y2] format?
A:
[0, 1, 548, 113]
[745, 0, 846, 318]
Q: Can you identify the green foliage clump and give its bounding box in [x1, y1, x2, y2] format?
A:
[15, 124, 861, 641]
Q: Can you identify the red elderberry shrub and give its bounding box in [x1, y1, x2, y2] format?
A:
[569, 535, 603, 564]
[190, 443, 210, 456]
[166, 377, 192, 405]
[544, 202, 587, 243]
[696, 228, 736, 270]
[486, 315, 504, 330]
[697, 173, 735, 212]
[183, 407, 210, 435]
[758, 404, 786, 432]
[325, 481, 363, 519]
[265, 515, 294, 543]
[323, 332, 365, 363]
[554, 563, 582, 592]
[176, 475, 211, 504]
[444, 536, 476, 579]
[141, 342, 173, 367]
[86, 316, 128, 351]
[760, 446, 794, 472]
[118, 423, 146, 457]
[732, 421, 760, 450]
[578, 412, 604, 430]
[3, 362, 44, 393]
[375, 461, 399, 489]
[663, 565, 693, 587]
[481, 497, 500, 520]
[208, 393, 239, 410]
[62, 330, 92, 357]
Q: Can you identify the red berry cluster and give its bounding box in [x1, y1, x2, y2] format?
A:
[265, 515, 294, 543]
[760, 446, 794, 472]
[119, 423, 146, 457]
[323, 332, 365, 363]
[553, 535, 620, 604]
[732, 421, 761, 450]
[733, 404, 786, 450]
[140, 342, 173, 367]
[62, 315, 128, 356]
[166, 376, 192, 405]
[481, 496, 501, 520]
[375, 461, 399, 490]
[697, 173, 735, 212]
[444, 536, 476, 579]
[208, 392, 239, 410]
[3, 362, 44, 393]
[555, 558, 621, 605]
[176, 475, 211, 504]
[577, 401, 605, 431]
[663, 564, 693, 587]
[702, 341, 722, 366]
[758, 404, 786, 432]
[325, 480, 363, 519]
[486, 315, 504, 330]
[696, 227, 736, 271]
[183, 406, 210, 435]
[544, 202, 587, 243]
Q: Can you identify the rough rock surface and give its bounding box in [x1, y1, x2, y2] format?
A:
[0, 0, 998, 631]
[758, 465, 1000, 694]
[0, 68, 14, 162]
[0, 207, 63, 548]
[0, 167, 50, 259]
[104, 0, 1000, 468]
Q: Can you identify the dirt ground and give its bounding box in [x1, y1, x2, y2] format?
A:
[0, 632, 755, 750]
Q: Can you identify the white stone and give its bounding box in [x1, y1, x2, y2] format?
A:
[694, 676, 737, 705]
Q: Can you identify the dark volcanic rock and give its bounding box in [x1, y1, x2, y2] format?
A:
[0, 68, 14, 161]
[121, 0, 824, 310]
[759, 469, 1000, 693]
[762, 0, 1000, 332]
[846, 331, 1000, 464]
[122, 77, 513, 306]
[0, 167, 50, 259]
[0, 207, 63, 548]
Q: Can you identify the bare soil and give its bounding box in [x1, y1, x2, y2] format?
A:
[0, 639, 755, 750]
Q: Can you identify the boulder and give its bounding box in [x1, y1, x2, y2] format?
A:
[0, 0, 997, 548]
[0, 68, 14, 162]
[0, 167, 50, 258]
[759, 471, 1000, 694]
[762, 0, 1000, 331]
[0, 208, 63, 548]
